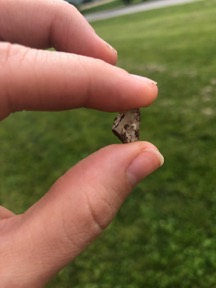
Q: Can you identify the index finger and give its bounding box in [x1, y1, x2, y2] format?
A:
[0, 44, 158, 120]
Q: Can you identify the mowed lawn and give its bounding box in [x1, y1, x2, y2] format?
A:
[1, 0, 216, 287]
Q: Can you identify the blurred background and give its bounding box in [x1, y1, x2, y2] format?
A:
[1, 0, 216, 287]
[65, 0, 150, 11]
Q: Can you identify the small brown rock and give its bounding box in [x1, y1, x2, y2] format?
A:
[112, 109, 141, 143]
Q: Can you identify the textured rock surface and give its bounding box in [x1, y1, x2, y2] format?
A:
[112, 109, 140, 143]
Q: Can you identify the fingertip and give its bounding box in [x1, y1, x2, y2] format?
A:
[102, 41, 118, 65]
[131, 74, 159, 106]
[92, 34, 118, 65]
[112, 73, 158, 110]
[127, 143, 164, 186]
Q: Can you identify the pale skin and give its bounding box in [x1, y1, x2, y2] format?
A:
[0, 0, 164, 287]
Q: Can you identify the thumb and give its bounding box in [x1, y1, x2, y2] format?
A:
[7, 142, 164, 287]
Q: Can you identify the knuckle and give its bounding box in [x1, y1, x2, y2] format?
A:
[0, 42, 27, 67]
[0, 42, 13, 65]
[0, 43, 31, 119]
[0, 42, 14, 119]
[85, 187, 116, 232]
[76, 56, 106, 107]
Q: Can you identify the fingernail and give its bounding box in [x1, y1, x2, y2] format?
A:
[131, 74, 157, 86]
[127, 148, 164, 186]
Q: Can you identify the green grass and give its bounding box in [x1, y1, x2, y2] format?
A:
[1, 0, 216, 287]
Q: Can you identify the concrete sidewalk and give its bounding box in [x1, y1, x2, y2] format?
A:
[85, 0, 201, 22]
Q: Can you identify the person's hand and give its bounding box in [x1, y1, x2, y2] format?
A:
[0, 0, 164, 287]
